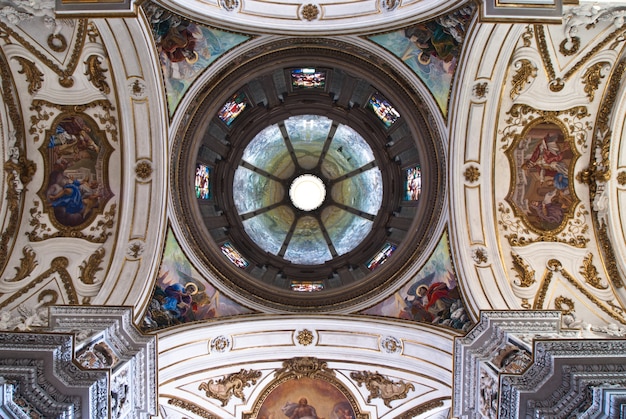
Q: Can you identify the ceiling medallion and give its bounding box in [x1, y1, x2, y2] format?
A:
[301, 4, 319, 21]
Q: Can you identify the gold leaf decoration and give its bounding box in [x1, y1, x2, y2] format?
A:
[198, 369, 262, 406]
[350, 371, 415, 407]
[510, 59, 536, 99]
[554, 296, 574, 315]
[275, 357, 334, 380]
[296, 329, 314, 346]
[511, 253, 535, 287]
[464, 165, 480, 183]
[167, 398, 219, 419]
[79, 247, 105, 285]
[12, 56, 43, 95]
[4, 247, 37, 282]
[582, 62, 608, 102]
[302, 4, 319, 21]
[85, 55, 110, 94]
[0, 257, 78, 310]
[579, 253, 607, 290]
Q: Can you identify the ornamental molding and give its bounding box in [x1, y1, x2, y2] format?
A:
[499, 339, 626, 418]
[350, 370, 415, 407]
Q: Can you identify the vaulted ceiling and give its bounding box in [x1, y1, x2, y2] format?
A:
[1, 0, 626, 417]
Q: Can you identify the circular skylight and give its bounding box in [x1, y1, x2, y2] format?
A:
[290, 174, 326, 211]
[233, 115, 383, 265]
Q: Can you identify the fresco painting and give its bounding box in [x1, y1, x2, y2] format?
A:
[506, 121, 577, 232]
[144, 3, 250, 116]
[256, 377, 356, 419]
[42, 114, 112, 228]
[141, 227, 253, 331]
[361, 231, 472, 332]
[367, 4, 474, 115]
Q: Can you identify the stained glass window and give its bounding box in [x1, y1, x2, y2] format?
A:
[290, 281, 324, 292]
[221, 242, 249, 268]
[291, 68, 326, 89]
[366, 242, 396, 271]
[368, 92, 400, 127]
[405, 165, 421, 201]
[195, 164, 211, 199]
[218, 91, 249, 125]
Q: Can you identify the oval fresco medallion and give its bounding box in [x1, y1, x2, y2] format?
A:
[39, 113, 114, 229]
[505, 119, 580, 233]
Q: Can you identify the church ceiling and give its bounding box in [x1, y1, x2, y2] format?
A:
[1, 0, 626, 417]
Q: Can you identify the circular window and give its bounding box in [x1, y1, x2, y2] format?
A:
[232, 115, 383, 265]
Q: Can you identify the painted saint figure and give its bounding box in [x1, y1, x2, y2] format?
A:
[282, 398, 322, 419]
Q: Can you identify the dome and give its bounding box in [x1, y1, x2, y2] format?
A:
[171, 38, 445, 311]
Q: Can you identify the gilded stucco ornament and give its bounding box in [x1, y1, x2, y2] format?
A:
[219, 0, 239, 11]
[276, 357, 333, 379]
[511, 253, 535, 288]
[296, 329, 314, 346]
[350, 370, 414, 407]
[210, 335, 231, 352]
[12, 56, 43, 94]
[167, 398, 219, 419]
[79, 247, 106, 285]
[472, 247, 488, 265]
[301, 4, 319, 21]
[463, 165, 480, 183]
[380, 336, 401, 353]
[4, 246, 37, 282]
[554, 296, 574, 315]
[135, 159, 153, 181]
[581, 61, 609, 102]
[85, 55, 110, 94]
[510, 59, 536, 99]
[379, 0, 399, 12]
[472, 82, 488, 99]
[198, 368, 262, 406]
[533, 259, 626, 325]
[126, 240, 144, 259]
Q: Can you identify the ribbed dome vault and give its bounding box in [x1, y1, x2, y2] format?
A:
[171, 38, 445, 311]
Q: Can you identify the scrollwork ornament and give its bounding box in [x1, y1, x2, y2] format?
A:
[4, 246, 37, 282]
[510, 59, 536, 99]
[12, 56, 43, 95]
[617, 171, 626, 186]
[380, 336, 402, 353]
[511, 253, 535, 287]
[79, 247, 105, 285]
[85, 55, 110, 94]
[275, 357, 333, 380]
[210, 335, 231, 353]
[581, 62, 608, 102]
[350, 371, 414, 407]
[198, 369, 262, 406]
[168, 398, 219, 419]
[579, 253, 608, 289]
